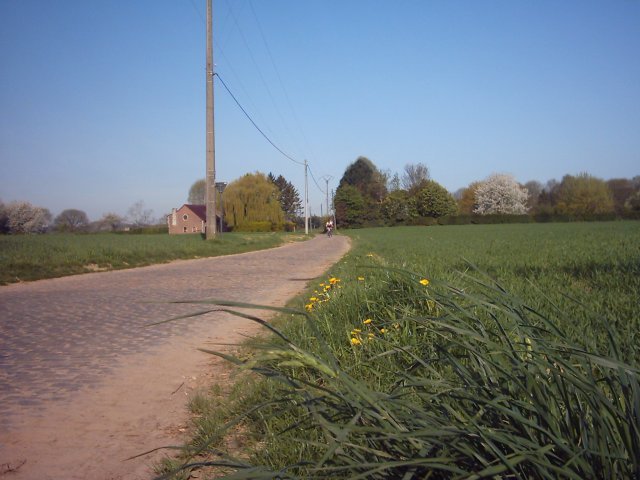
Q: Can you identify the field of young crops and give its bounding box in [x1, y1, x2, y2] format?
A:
[0, 232, 300, 285]
[170, 221, 640, 479]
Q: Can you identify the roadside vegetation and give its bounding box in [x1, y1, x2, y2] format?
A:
[0, 231, 306, 285]
[159, 221, 640, 479]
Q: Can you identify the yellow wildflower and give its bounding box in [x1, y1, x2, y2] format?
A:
[363, 318, 372, 325]
[380, 328, 386, 334]
[368, 333, 375, 339]
[357, 276, 365, 281]
[419, 278, 430, 286]
[350, 337, 362, 346]
[309, 297, 318, 302]
[351, 328, 362, 334]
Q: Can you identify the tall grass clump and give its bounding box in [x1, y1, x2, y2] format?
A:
[160, 267, 639, 479]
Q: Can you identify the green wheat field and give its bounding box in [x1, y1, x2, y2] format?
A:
[162, 221, 640, 479]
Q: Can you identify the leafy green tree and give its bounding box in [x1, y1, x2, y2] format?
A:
[339, 156, 387, 202]
[268, 173, 302, 221]
[223, 172, 284, 229]
[381, 190, 411, 224]
[0, 200, 8, 233]
[334, 184, 365, 228]
[54, 209, 89, 232]
[555, 173, 614, 217]
[188, 179, 206, 204]
[336, 156, 387, 226]
[414, 180, 457, 218]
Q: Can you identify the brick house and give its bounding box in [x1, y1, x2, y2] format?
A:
[167, 204, 220, 234]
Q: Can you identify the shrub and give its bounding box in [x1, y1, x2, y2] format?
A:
[232, 221, 272, 232]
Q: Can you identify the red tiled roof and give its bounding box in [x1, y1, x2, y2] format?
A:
[183, 204, 207, 221]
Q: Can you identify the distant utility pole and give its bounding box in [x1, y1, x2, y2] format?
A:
[321, 175, 333, 218]
[304, 159, 309, 235]
[205, 0, 217, 239]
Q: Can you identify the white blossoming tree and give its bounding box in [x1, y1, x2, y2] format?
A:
[6, 201, 52, 233]
[473, 174, 529, 215]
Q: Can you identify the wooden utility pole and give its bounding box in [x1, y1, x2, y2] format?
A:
[304, 160, 309, 235]
[205, 0, 217, 239]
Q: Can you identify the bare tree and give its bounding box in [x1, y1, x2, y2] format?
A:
[524, 180, 543, 211]
[127, 200, 154, 227]
[188, 179, 206, 204]
[401, 163, 430, 192]
[97, 212, 124, 232]
[54, 209, 89, 232]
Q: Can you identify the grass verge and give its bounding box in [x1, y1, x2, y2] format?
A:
[0, 231, 307, 285]
[155, 223, 640, 479]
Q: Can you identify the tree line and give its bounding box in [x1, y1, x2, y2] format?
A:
[187, 172, 303, 232]
[334, 156, 640, 228]
[0, 200, 159, 234]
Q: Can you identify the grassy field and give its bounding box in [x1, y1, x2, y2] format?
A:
[0, 231, 306, 285]
[163, 221, 640, 479]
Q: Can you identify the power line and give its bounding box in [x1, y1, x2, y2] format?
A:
[215, 73, 305, 166]
[308, 165, 326, 194]
[248, 0, 311, 162]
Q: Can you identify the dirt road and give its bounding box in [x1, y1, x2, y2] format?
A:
[0, 234, 350, 479]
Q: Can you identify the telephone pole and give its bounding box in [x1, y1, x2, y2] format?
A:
[205, 0, 217, 239]
[304, 159, 309, 235]
[320, 175, 333, 218]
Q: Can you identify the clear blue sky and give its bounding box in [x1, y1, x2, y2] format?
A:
[1, 0, 639, 221]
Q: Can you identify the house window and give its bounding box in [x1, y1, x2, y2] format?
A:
[183, 226, 187, 233]
[183, 214, 188, 221]
[192, 226, 197, 232]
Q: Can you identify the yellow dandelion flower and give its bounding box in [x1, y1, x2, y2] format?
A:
[309, 297, 318, 302]
[350, 337, 362, 345]
[368, 333, 375, 339]
[380, 328, 386, 334]
[419, 278, 430, 286]
[393, 323, 400, 329]
[329, 277, 340, 285]
[366, 253, 374, 257]
[357, 276, 365, 281]
[305, 304, 313, 311]
[363, 318, 372, 325]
